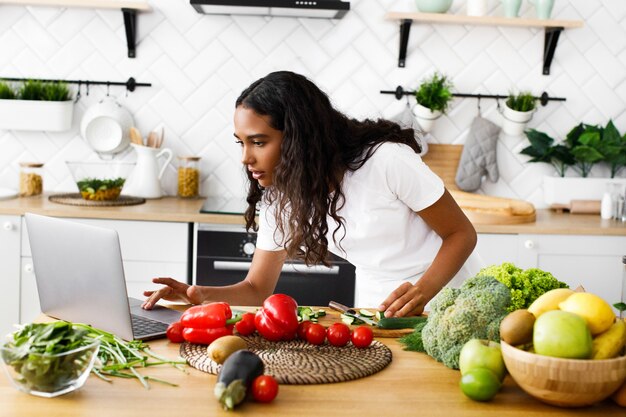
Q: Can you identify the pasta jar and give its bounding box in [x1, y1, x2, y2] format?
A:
[177, 156, 201, 198]
[19, 162, 44, 197]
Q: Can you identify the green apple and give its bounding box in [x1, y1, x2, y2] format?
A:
[533, 310, 592, 359]
[459, 339, 506, 381]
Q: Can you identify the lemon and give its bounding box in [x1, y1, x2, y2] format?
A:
[528, 288, 575, 318]
[558, 293, 615, 335]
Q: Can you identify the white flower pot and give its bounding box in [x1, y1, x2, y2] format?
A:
[412, 103, 442, 133]
[0, 99, 74, 132]
[501, 104, 534, 136]
[543, 176, 626, 206]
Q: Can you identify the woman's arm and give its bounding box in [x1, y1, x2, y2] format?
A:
[142, 248, 287, 309]
[378, 189, 477, 317]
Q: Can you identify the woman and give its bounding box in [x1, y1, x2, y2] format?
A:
[143, 71, 477, 317]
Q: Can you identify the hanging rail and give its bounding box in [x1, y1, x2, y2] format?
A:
[380, 86, 566, 106]
[0, 77, 151, 92]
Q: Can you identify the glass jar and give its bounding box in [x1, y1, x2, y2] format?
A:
[177, 156, 201, 198]
[19, 162, 44, 197]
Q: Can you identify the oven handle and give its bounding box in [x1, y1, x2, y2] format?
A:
[213, 261, 340, 275]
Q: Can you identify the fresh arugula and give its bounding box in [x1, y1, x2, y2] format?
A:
[76, 177, 126, 193]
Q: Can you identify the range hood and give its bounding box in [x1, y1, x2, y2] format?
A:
[191, 0, 350, 19]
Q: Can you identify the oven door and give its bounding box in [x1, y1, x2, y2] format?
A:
[196, 224, 355, 306]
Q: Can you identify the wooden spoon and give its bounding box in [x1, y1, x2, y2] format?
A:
[156, 127, 164, 148]
[147, 131, 158, 148]
[129, 127, 143, 146]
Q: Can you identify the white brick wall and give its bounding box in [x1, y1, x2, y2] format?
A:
[0, 0, 625, 208]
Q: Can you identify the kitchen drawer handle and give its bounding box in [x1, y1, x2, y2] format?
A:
[213, 261, 340, 275]
[524, 240, 535, 249]
[3, 221, 13, 231]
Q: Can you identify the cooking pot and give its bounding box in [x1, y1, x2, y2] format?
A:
[80, 97, 134, 156]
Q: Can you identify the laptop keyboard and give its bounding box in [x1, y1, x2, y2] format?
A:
[131, 314, 169, 337]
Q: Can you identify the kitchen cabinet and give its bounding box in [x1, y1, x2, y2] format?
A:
[384, 12, 583, 74]
[477, 233, 626, 308]
[0, 215, 21, 337]
[19, 217, 190, 324]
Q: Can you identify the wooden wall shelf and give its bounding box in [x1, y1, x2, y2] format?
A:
[384, 12, 584, 75]
[0, 0, 151, 58]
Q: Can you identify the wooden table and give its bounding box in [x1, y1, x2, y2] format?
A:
[1, 312, 624, 417]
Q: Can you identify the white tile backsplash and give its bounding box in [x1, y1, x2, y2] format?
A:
[0, 0, 624, 206]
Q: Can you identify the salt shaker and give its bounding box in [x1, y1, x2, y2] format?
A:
[600, 187, 613, 220]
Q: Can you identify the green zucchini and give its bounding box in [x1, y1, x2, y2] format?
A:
[377, 316, 427, 330]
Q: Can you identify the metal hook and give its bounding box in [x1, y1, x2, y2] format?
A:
[496, 97, 501, 113]
[86, 82, 90, 96]
[477, 96, 482, 116]
[106, 82, 110, 97]
[74, 81, 82, 103]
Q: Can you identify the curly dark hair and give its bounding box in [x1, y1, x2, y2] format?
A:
[236, 71, 420, 266]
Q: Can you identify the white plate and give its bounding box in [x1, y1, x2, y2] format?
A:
[0, 187, 18, 200]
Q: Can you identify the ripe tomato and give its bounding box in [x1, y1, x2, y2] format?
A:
[305, 323, 326, 345]
[166, 321, 185, 343]
[351, 326, 373, 348]
[235, 312, 256, 336]
[326, 322, 350, 347]
[297, 321, 313, 340]
[252, 375, 279, 403]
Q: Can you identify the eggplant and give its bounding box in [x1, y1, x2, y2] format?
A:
[214, 349, 264, 410]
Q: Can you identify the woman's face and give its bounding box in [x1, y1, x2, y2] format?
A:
[234, 105, 283, 188]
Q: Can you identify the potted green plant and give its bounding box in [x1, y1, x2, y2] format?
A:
[501, 91, 536, 136]
[520, 122, 626, 207]
[413, 72, 453, 132]
[0, 80, 74, 132]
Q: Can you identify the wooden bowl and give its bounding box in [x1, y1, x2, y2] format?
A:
[501, 341, 626, 407]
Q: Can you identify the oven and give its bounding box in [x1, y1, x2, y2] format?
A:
[194, 223, 356, 306]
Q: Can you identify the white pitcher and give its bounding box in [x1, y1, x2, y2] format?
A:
[123, 144, 173, 199]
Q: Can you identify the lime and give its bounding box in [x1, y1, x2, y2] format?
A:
[459, 368, 501, 402]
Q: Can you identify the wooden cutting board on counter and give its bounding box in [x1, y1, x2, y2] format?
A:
[422, 144, 536, 225]
[316, 309, 416, 338]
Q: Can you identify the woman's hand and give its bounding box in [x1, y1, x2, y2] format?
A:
[378, 281, 435, 318]
[142, 277, 209, 309]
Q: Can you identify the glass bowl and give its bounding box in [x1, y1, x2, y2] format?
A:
[1, 339, 100, 398]
[66, 161, 135, 201]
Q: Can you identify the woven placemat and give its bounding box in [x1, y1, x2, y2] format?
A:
[49, 193, 145, 207]
[180, 334, 392, 385]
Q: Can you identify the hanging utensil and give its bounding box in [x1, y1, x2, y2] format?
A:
[147, 131, 159, 148]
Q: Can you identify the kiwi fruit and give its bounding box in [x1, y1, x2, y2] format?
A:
[500, 309, 536, 346]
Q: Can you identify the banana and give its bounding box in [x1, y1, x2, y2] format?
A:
[592, 319, 626, 360]
[527, 288, 575, 318]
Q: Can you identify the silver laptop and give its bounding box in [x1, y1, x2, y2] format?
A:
[24, 213, 181, 340]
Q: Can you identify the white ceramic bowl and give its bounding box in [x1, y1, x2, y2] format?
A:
[80, 97, 134, 155]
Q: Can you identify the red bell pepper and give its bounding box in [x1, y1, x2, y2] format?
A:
[254, 294, 299, 341]
[181, 302, 232, 328]
[182, 326, 233, 345]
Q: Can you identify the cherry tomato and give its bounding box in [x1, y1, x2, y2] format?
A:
[297, 321, 313, 340]
[305, 323, 326, 345]
[351, 326, 374, 348]
[252, 375, 279, 403]
[166, 321, 185, 343]
[235, 312, 256, 336]
[326, 322, 351, 347]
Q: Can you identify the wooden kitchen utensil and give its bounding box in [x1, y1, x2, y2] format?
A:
[129, 127, 143, 146]
[550, 200, 601, 214]
[147, 131, 158, 148]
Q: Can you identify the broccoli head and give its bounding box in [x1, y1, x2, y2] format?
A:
[475, 262, 568, 311]
[422, 275, 511, 369]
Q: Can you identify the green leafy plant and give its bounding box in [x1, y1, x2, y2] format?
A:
[520, 129, 575, 177]
[18, 80, 71, 101]
[506, 91, 536, 112]
[415, 72, 454, 113]
[565, 123, 607, 177]
[0, 81, 16, 99]
[600, 121, 626, 178]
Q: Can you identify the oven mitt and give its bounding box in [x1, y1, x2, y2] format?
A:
[455, 116, 500, 191]
[390, 102, 429, 156]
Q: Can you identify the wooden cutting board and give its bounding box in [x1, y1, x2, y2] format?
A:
[316, 309, 417, 338]
[422, 144, 536, 225]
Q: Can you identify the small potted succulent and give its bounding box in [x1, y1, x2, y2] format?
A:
[0, 79, 74, 132]
[501, 91, 537, 136]
[413, 72, 454, 132]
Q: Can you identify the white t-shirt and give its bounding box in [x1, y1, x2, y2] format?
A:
[256, 142, 448, 307]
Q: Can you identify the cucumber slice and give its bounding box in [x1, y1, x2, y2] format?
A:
[359, 309, 375, 317]
[316, 309, 326, 316]
[375, 311, 385, 321]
